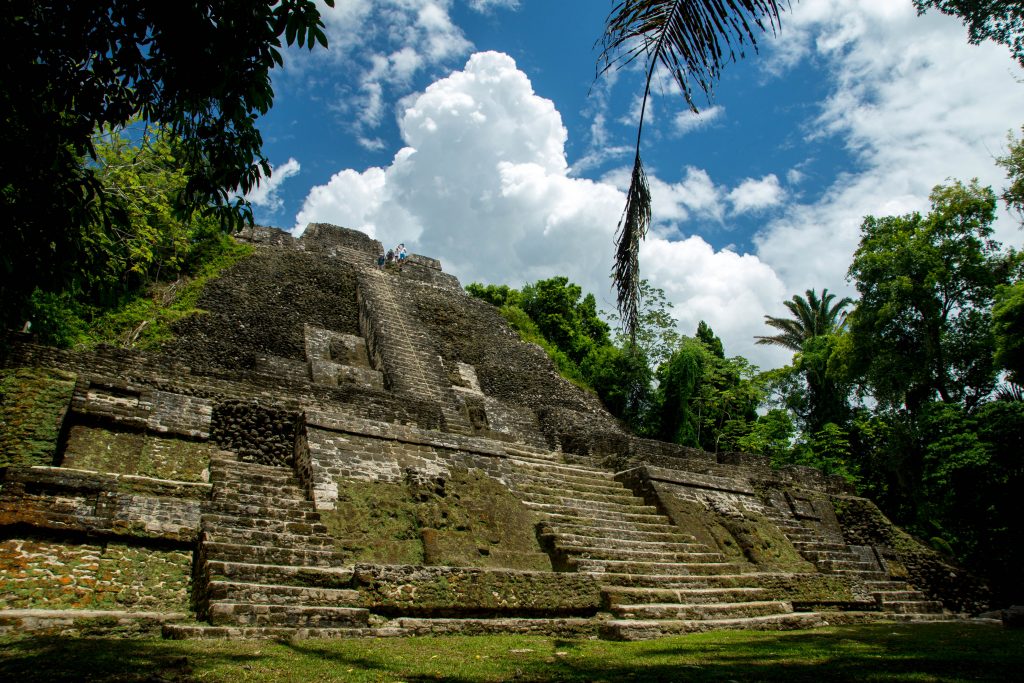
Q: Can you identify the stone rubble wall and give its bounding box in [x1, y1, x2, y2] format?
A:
[0, 466, 209, 542]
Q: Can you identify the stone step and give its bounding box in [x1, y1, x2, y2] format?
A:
[392, 617, 600, 638]
[570, 558, 746, 576]
[205, 503, 323, 522]
[561, 545, 726, 564]
[516, 478, 633, 499]
[593, 572, 762, 590]
[210, 468, 302, 487]
[612, 600, 792, 621]
[520, 492, 655, 512]
[816, 558, 880, 573]
[603, 586, 768, 607]
[863, 580, 915, 591]
[212, 491, 314, 510]
[543, 522, 692, 544]
[202, 541, 347, 567]
[829, 569, 889, 581]
[529, 506, 667, 526]
[211, 480, 307, 500]
[203, 561, 354, 588]
[601, 612, 827, 641]
[208, 602, 369, 628]
[879, 600, 945, 614]
[542, 532, 704, 553]
[202, 529, 335, 550]
[163, 624, 403, 640]
[798, 548, 862, 563]
[872, 590, 928, 603]
[200, 514, 329, 537]
[209, 457, 295, 477]
[506, 458, 617, 482]
[206, 580, 359, 607]
[791, 540, 850, 552]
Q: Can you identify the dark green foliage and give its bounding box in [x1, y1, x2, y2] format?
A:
[847, 180, 1010, 415]
[651, 327, 762, 452]
[520, 277, 611, 366]
[992, 280, 1024, 385]
[755, 288, 853, 352]
[915, 0, 1024, 67]
[0, 0, 332, 330]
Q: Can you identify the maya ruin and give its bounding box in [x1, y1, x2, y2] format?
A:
[0, 223, 990, 641]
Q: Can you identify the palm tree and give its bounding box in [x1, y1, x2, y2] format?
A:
[755, 288, 854, 351]
[599, 1, 787, 340]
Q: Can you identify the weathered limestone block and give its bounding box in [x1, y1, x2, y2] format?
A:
[0, 466, 208, 542]
[351, 565, 601, 616]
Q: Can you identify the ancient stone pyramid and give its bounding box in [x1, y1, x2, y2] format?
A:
[0, 223, 986, 640]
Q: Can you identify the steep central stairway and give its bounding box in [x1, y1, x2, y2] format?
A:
[165, 454, 385, 639]
[503, 453, 826, 640]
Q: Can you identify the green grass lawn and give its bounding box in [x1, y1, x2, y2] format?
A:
[1, 622, 1020, 682]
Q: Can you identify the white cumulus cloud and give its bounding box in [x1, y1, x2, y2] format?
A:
[728, 174, 785, 215]
[294, 51, 790, 368]
[245, 158, 301, 213]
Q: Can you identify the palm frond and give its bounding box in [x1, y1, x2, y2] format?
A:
[616, 153, 652, 341]
[601, 0, 787, 340]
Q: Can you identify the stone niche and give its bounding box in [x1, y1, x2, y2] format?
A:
[304, 323, 383, 389]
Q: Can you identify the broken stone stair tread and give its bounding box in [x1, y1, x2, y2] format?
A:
[392, 616, 600, 637]
[204, 502, 323, 521]
[542, 533, 706, 553]
[611, 600, 794, 621]
[208, 602, 369, 627]
[211, 491, 315, 510]
[206, 580, 360, 606]
[603, 586, 768, 606]
[202, 541, 348, 566]
[543, 522, 696, 543]
[877, 600, 945, 614]
[210, 468, 302, 485]
[201, 529, 336, 549]
[811, 611, 954, 626]
[518, 489, 654, 509]
[505, 458, 618, 480]
[516, 479, 636, 497]
[163, 624, 405, 640]
[600, 611, 827, 640]
[211, 480, 308, 498]
[204, 561, 355, 587]
[526, 503, 666, 523]
[200, 513, 329, 536]
[560, 545, 726, 563]
[571, 557, 748, 574]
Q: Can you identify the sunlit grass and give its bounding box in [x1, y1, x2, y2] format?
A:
[1, 622, 1020, 682]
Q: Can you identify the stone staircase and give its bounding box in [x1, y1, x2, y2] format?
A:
[770, 515, 946, 619]
[165, 454, 384, 639]
[505, 455, 827, 640]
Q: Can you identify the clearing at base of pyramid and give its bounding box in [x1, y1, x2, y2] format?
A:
[0, 223, 989, 640]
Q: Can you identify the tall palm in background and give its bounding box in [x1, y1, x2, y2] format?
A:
[599, 0, 787, 340]
[755, 288, 854, 351]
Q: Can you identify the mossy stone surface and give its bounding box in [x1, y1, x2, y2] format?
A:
[61, 425, 215, 482]
[0, 537, 191, 612]
[321, 468, 550, 571]
[0, 367, 76, 467]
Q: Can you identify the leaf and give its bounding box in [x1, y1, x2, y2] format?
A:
[614, 154, 651, 342]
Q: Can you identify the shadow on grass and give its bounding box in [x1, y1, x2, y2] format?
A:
[1, 623, 1021, 682]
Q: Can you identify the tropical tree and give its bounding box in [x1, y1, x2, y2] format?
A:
[598, 0, 785, 340]
[847, 180, 1013, 415]
[755, 288, 853, 351]
[1, 0, 333, 330]
[914, 1, 1024, 68]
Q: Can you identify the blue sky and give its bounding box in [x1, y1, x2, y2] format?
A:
[245, 0, 1024, 370]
